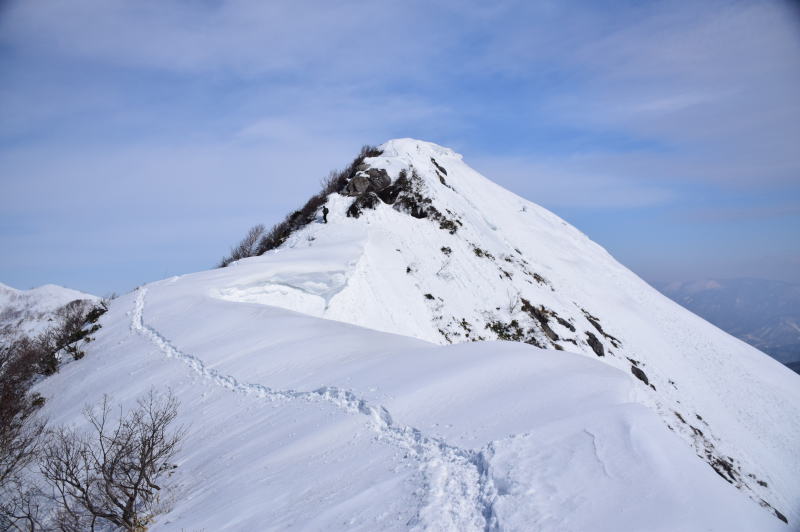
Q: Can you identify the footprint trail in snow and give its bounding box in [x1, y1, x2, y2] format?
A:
[131, 287, 499, 532]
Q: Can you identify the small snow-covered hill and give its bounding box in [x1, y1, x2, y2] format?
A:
[0, 282, 98, 340]
[27, 139, 799, 530]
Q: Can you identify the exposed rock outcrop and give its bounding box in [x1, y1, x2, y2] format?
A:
[343, 167, 391, 196]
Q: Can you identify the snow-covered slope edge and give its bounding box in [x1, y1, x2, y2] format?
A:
[33, 273, 786, 531]
[218, 139, 799, 524]
[0, 282, 98, 340]
[659, 278, 800, 372]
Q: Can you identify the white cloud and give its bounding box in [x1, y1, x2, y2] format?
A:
[0, 0, 452, 79]
[1, 0, 798, 289]
[537, 1, 800, 188]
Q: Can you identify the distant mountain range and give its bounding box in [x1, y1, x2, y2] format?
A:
[659, 278, 800, 374]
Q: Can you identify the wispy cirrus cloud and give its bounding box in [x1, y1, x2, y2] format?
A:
[0, 0, 798, 292]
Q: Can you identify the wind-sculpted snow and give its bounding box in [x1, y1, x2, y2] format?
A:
[217, 270, 350, 317]
[133, 287, 498, 531]
[210, 138, 799, 524]
[23, 137, 798, 529]
[27, 281, 786, 530]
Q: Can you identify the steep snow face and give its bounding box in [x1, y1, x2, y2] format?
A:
[33, 277, 787, 531]
[0, 282, 98, 339]
[218, 139, 800, 525]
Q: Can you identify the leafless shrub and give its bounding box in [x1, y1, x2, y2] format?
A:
[506, 291, 521, 315]
[320, 169, 342, 193]
[0, 340, 47, 461]
[0, 478, 45, 531]
[0, 394, 45, 488]
[0, 300, 110, 530]
[0, 339, 47, 531]
[55, 301, 92, 340]
[216, 145, 383, 266]
[0, 298, 106, 407]
[218, 223, 266, 267]
[40, 390, 185, 531]
[0, 419, 44, 526]
[253, 145, 382, 255]
[436, 256, 452, 279]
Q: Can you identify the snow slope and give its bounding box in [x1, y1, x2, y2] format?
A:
[215, 139, 800, 525]
[0, 282, 98, 339]
[660, 277, 800, 371]
[26, 138, 799, 529]
[33, 272, 786, 531]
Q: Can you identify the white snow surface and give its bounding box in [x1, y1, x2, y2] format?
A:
[35, 279, 786, 531]
[216, 138, 799, 525]
[0, 282, 98, 339]
[28, 138, 799, 529]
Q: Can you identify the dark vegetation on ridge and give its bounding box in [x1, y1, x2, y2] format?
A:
[1, 299, 108, 384]
[218, 144, 463, 267]
[1, 298, 187, 530]
[218, 145, 382, 267]
[1, 299, 108, 523]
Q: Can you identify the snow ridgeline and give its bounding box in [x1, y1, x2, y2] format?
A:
[28, 270, 786, 530]
[23, 138, 797, 529]
[132, 287, 499, 531]
[215, 138, 799, 524]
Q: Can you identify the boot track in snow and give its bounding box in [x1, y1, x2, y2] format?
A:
[131, 287, 500, 531]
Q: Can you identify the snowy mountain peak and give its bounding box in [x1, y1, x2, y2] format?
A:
[371, 138, 465, 189]
[214, 139, 799, 525]
[380, 138, 462, 161]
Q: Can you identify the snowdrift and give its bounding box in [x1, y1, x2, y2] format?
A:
[35, 274, 786, 530]
[29, 138, 799, 529]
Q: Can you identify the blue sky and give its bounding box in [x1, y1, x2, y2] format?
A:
[1, 0, 798, 296]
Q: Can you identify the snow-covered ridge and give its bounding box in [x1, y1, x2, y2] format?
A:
[218, 138, 799, 524]
[32, 275, 787, 530]
[0, 282, 98, 340]
[17, 139, 797, 529]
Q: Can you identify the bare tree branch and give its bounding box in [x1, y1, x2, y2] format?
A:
[40, 389, 185, 531]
